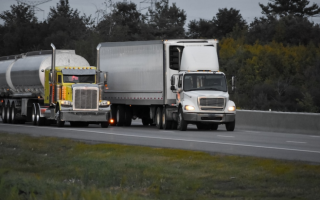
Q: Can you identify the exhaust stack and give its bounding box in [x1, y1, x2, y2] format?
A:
[96, 44, 101, 84]
[50, 43, 56, 104]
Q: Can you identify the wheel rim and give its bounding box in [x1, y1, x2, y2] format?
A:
[7, 105, 10, 121]
[117, 109, 120, 122]
[36, 109, 39, 123]
[162, 111, 165, 127]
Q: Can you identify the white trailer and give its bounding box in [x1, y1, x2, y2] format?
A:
[98, 39, 236, 131]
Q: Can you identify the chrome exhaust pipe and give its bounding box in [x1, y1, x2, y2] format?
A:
[96, 44, 101, 84]
[50, 43, 56, 104]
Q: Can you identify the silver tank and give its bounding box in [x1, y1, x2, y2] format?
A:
[0, 50, 90, 97]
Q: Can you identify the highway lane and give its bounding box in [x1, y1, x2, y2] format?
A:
[0, 119, 320, 163]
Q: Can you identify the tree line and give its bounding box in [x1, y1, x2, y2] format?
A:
[1, 0, 320, 113]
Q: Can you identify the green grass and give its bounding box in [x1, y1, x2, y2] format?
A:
[0, 133, 319, 200]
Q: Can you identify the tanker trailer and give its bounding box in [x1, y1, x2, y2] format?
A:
[0, 44, 111, 128]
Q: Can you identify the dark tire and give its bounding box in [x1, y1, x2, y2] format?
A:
[124, 106, 132, 126]
[11, 102, 18, 124]
[116, 105, 125, 126]
[7, 103, 12, 124]
[101, 122, 109, 128]
[32, 103, 37, 125]
[156, 107, 163, 129]
[1, 103, 7, 123]
[36, 104, 45, 126]
[56, 110, 65, 127]
[211, 123, 219, 130]
[110, 104, 117, 126]
[177, 107, 187, 131]
[162, 107, 172, 130]
[225, 120, 235, 131]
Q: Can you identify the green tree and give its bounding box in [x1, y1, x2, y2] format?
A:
[0, 3, 42, 55]
[148, 0, 186, 39]
[259, 0, 320, 17]
[45, 0, 93, 49]
[187, 19, 213, 39]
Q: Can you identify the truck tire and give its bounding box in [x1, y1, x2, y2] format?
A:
[32, 103, 37, 125]
[11, 102, 18, 124]
[110, 104, 117, 126]
[162, 107, 172, 130]
[56, 110, 65, 127]
[177, 107, 187, 131]
[124, 105, 132, 126]
[156, 107, 163, 129]
[211, 123, 218, 130]
[36, 104, 45, 126]
[225, 120, 235, 131]
[2, 103, 7, 123]
[101, 122, 109, 128]
[7, 103, 12, 123]
[116, 105, 125, 126]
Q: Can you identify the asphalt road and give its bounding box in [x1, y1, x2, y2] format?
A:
[1, 119, 320, 163]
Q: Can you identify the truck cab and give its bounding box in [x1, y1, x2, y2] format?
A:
[167, 40, 236, 131]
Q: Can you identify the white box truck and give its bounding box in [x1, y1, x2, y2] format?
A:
[97, 39, 236, 131]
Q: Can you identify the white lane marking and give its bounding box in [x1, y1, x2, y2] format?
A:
[244, 131, 261, 133]
[310, 136, 320, 138]
[1, 123, 320, 154]
[217, 135, 234, 138]
[287, 141, 307, 144]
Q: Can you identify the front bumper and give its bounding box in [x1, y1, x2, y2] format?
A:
[183, 112, 235, 123]
[60, 110, 110, 122]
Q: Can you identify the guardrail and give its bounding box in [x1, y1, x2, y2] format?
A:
[236, 110, 320, 135]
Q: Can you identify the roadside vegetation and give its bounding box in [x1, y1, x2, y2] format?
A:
[0, 132, 319, 199]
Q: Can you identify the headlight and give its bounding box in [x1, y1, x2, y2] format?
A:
[61, 100, 72, 106]
[99, 100, 110, 107]
[228, 106, 236, 111]
[185, 105, 195, 111]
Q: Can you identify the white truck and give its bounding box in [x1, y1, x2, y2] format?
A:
[97, 39, 236, 131]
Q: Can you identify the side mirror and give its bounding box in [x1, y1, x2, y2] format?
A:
[99, 72, 108, 85]
[170, 75, 179, 93]
[232, 76, 236, 91]
[171, 75, 175, 86]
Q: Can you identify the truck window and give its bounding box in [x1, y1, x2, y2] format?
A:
[63, 75, 95, 83]
[57, 75, 62, 83]
[183, 74, 227, 92]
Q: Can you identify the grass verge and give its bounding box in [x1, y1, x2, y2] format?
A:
[0, 132, 319, 200]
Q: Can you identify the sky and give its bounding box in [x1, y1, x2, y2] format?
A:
[0, 0, 320, 26]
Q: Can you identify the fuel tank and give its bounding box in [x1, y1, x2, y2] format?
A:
[0, 50, 89, 97]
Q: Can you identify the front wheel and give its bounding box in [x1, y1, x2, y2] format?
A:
[156, 107, 163, 129]
[225, 120, 235, 131]
[162, 107, 172, 130]
[177, 108, 187, 131]
[56, 110, 65, 127]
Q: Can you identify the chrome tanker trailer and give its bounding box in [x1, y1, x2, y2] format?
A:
[0, 44, 110, 127]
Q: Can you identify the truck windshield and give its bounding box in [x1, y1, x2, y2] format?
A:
[63, 75, 95, 83]
[184, 74, 227, 92]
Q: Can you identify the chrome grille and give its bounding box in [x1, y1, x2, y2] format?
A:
[199, 98, 225, 110]
[74, 89, 98, 110]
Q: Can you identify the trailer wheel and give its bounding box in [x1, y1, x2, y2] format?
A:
[177, 107, 187, 131]
[11, 102, 18, 124]
[7, 103, 12, 123]
[1, 103, 7, 123]
[32, 103, 37, 125]
[225, 120, 235, 131]
[162, 107, 172, 130]
[116, 105, 125, 126]
[56, 110, 65, 127]
[156, 107, 163, 129]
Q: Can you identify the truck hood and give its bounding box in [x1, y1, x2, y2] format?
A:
[184, 90, 229, 98]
